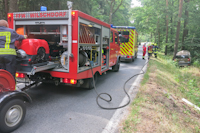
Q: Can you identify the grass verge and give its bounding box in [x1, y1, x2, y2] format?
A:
[120, 53, 200, 133]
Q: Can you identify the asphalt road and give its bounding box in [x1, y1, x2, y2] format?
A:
[14, 45, 146, 133]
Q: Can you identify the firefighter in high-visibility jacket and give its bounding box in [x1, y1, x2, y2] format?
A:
[147, 44, 153, 60]
[0, 20, 25, 79]
[153, 43, 158, 58]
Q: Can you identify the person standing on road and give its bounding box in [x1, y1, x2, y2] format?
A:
[0, 19, 26, 79]
[142, 43, 146, 60]
[148, 43, 153, 60]
[153, 43, 158, 58]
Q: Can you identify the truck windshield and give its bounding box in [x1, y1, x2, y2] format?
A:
[118, 31, 129, 43]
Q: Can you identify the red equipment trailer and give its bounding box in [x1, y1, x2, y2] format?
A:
[7, 2, 120, 89]
[0, 69, 31, 133]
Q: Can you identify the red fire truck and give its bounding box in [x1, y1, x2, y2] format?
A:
[9, 2, 121, 88]
[0, 2, 120, 132]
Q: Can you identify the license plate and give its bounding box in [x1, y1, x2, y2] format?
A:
[16, 78, 30, 83]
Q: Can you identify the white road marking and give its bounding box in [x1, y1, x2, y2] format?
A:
[102, 60, 148, 133]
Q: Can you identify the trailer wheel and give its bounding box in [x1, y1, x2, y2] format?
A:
[0, 99, 26, 133]
[112, 59, 120, 72]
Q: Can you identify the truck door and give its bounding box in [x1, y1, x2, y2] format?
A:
[113, 32, 120, 64]
[109, 31, 114, 66]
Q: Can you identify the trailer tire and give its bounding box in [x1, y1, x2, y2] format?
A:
[112, 59, 120, 72]
[0, 99, 26, 133]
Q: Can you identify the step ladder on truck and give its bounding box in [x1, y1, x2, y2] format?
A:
[0, 1, 121, 132]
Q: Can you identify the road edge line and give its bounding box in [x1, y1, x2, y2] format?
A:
[102, 60, 148, 133]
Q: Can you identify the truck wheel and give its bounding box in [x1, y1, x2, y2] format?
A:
[132, 57, 134, 62]
[135, 52, 137, 59]
[112, 59, 120, 72]
[0, 99, 26, 133]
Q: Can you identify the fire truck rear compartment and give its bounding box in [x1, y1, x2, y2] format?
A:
[16, 31, 99, 75]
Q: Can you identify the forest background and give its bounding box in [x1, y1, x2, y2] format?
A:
[0, 0, 200, 65]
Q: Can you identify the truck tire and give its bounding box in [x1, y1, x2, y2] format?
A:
[0, 99, 26, 133]
[132, 57, 134, 62]
[112, 59, 120, 72]
[135, 52, 137, 59]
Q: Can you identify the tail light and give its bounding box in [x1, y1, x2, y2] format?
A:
[70, 79, 77, 85]
[8, 14, 12, 18]
[187, 58, 190, 61]
[62, 78, 77, 84]
[16, 73, 25, 78]
[63, 78, 69, 83]
[127, 56, 131, 58]
[8, 13, 12, 21]
[72, 11, 75, 17]
[49, 56, 52, 61]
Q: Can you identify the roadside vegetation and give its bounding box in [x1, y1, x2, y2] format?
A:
[120, 53, 200, 133]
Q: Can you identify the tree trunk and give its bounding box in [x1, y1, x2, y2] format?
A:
[170, 0, 174, 43]
[165, 0, 169, 55]
[181, 0, 190, 50]
[154, 17, 160, 44]
[158, 30, 160, 47]
[107, 0, 123, 24]
[157, 18, 160, 47]
[109, 1, 114, 24]
[9, 0, 18, 12]
[170, 17, 173, 42]
[4, 0, 8, 16]
[173, 0, 183, 60]
[58, 1, 61, 10]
